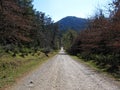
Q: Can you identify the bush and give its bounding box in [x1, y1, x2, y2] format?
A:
[41, 47, 52, 57]
[80, 52, 92, 61]
[78, 52, 120, 73]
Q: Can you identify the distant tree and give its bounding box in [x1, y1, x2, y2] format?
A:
[62, 30, 77, 50]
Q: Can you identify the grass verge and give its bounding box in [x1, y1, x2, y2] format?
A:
[0, 51, 57, 89]
[70, 55, 120, 81]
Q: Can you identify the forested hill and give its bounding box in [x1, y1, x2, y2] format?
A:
[57, 16, 88, 31]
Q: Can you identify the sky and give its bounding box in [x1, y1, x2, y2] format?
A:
[33, 0, 110, 22]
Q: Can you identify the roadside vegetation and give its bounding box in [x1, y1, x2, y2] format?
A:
[0, 0, 60, 88]
[72, 55, 120, 80]
[0, 51, 57, 88]
[64, 0, 120, 77]
[0, 0, 120, 88]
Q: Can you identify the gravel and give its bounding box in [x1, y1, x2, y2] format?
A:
[8, 49, 120, 90]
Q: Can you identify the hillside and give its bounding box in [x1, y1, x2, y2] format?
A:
[57, 16, 88, 31]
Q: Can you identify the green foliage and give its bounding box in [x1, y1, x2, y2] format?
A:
[68, 1, 120, 73]
[77, 53, 120, 73]
[0, 1, 60, 88]
[0, 0, 58, 89]
[62, 30, 77, 49]
[0, 51, 57, 88]
[0, 0, 60, 56]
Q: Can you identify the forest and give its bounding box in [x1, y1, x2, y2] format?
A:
[0, 0, 120, 88]
[0, 0, 119, 74]
[0, 0, 60, 87]
[64, 0, 120, 74]
[0, 0, 60, 56]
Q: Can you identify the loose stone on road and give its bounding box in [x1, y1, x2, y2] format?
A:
[8, 48, 120, 90]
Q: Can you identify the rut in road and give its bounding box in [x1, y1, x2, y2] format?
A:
[8, 49, 120, 90]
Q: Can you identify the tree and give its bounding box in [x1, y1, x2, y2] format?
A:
[62, 30, 77, 50]
[0, 0, 59, 55]
[68, 1, 120, 72]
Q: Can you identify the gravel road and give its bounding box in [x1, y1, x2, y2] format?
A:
[8, 48, 120, 90]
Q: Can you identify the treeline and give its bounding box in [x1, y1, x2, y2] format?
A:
[0, 0, 60, 56]
[68, 0, 120, 73]
[62, 30, 78, 50]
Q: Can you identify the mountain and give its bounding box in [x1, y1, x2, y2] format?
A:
[57, 16, 88, 31]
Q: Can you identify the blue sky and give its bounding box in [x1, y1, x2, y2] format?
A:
[33, 0, 110, 22]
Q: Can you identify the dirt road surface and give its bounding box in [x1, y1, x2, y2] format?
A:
[8, 48, 120, 90]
